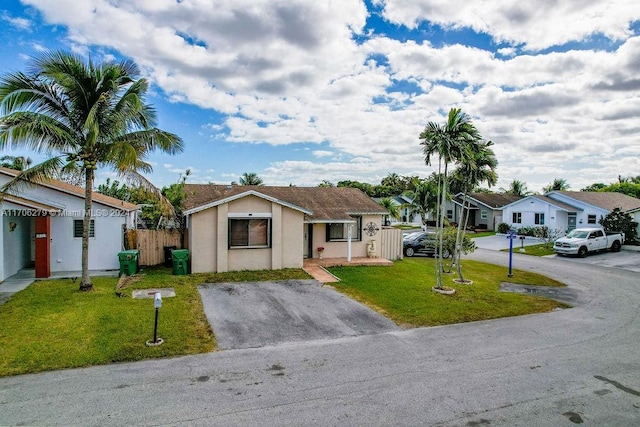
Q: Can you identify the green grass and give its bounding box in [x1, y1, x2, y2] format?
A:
[470, 230, 496, 238]
[500, 243, 557, 256]
[329, 258, 567, 328]
[0, 266, 310, 377]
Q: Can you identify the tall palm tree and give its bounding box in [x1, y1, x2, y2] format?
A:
[420, 108, 479, 289]
[379, 197, 400, 225]
[239, 172, 263, 185]
[451, 140, 498, 282]
[0, 51, 183, 291]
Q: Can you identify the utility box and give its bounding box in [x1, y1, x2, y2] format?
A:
[118, 250, 139, 276]
[171, 249, 189, 275]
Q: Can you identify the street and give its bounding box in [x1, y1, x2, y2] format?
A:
[1, 249, 639, 426]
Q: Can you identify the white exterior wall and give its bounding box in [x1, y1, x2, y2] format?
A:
[546, 193, 609, 227]
[1, 215, 32, 280]
[502, 198, 564, 230]
[0, 174, 131, 278]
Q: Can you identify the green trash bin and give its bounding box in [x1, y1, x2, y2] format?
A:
[118, 250, 139, 276]
[171, 249, 189, 275]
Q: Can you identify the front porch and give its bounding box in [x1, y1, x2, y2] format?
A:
[303, 257, 393, 283]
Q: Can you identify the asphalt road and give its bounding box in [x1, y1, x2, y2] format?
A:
[1, 250, 640, 426]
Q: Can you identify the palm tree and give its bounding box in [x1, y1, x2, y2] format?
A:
[451, 140, 498, 282]
[404, 177, 438, 227]
[501, 179, 531, 197]
[0, 155, 32, 170]
[239, 172, 263, 185]
[420, 108, 480, 289]
[379, 197, 400, 225]
[543, 178, 570, 193]
[0, 51, 183, 291]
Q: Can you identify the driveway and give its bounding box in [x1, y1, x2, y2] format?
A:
[473, 234, 544, 250]
[198, 279, 399, 349]
[548, 248, 640, 273]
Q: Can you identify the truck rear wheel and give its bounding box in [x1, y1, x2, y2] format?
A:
[611, 241, 621, 252]
[578, 246, 588, 258]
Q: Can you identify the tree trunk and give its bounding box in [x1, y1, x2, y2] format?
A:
[80, 167, 94, 291]
[455, 188, 469, 282]
[434, 158, 443, 289]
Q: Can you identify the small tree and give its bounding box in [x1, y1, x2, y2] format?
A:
[533, 226, 564, 248]
[599, 208, 637, 243]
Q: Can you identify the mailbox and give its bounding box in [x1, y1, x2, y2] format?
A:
[154, 292, 162, 309]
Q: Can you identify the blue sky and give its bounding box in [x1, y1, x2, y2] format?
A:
[1, 0, 639, 192]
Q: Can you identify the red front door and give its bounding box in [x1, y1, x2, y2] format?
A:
[34, 215, 51, 278]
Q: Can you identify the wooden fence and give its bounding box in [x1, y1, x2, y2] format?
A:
[379, 226, 403, 260]
[125, 229, 184, 266]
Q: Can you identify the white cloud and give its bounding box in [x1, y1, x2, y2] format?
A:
[19, 0, 640, 192]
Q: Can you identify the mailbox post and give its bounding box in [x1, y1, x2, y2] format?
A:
[507, 230, 517, 277]
[146, 292, 164, 346]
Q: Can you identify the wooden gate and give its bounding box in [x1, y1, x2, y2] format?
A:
[379, 227, 403, 260]
[125, 229, 184, 266]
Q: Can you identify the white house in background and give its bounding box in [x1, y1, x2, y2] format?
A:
[449, 193, 523, 231]
[0, 167, 138, 281]
[373, 195, 424, 226]
[501, 191, 640, 233]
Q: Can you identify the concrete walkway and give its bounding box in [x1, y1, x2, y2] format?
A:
[303, 257, 392, 283]
[0, 268, 118, 306]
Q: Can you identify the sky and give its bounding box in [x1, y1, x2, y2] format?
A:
[1, 0, 639, 193]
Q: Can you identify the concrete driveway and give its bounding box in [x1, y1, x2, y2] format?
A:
[549, 248, 640, 273]
[198, 279, 399, 349]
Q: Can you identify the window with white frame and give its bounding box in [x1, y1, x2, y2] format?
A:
[446, 209, 453, 220]
[587, 214, 597, 224]
[480, 210, 488, 220]
[73, 219, 95, 238]
[535, 213, 545, 225]
[229, 218, 271, 248]
[326, 217, 362, 241]
[512, 212, 522, 224]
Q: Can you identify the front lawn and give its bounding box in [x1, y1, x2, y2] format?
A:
[329, 258, 567, 327]
[501, 243, 557, 256]
[0, 267, 310, 377]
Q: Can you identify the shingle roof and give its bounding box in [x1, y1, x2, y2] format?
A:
[183, 184, 388, 221]
[549, 191, 640, 212]
[0, 167, 138, 211]
[460, 193, 523, 209]
[531, 195, 581, 212]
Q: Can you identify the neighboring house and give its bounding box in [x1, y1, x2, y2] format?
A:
[501, 191, 640, 233]
[627, 206, 640, 237]
[449, 193, 522, 231]
[373, 195, 423, 226]
[183, 185, 388, 273]
[0, 167, 138, 281]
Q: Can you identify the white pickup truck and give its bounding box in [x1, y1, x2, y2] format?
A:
[554, 227, 624, 257]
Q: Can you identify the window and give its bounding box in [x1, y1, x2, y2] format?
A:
[512, 212, 522, 224]
[229, 218, 270, 248]
[73, 219, 94, 238]
[480, 210, 488, 220]
[446, 209, 453, 220]
[535, 213, 545, 225]
[326, 217, 362, 241]
[587, 214, 597, 224]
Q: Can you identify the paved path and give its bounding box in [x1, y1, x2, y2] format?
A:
[1, 252, 640, 426]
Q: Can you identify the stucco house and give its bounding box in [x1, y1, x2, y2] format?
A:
[183, 185, 388, 273]
[450, 193, 522, 231]
[0, 167, 138, 281]
[501, 191, 640, 233]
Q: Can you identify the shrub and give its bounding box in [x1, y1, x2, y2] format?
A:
[497, 222, 511, 234]
[516, 226, 536, 236]
[599, 208, 638, 243]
